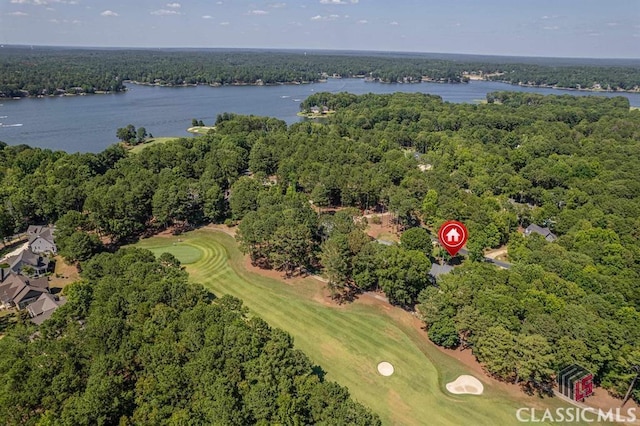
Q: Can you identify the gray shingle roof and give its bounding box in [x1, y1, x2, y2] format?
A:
[28, 293, 65, 325]
[524, 224, 557, 242]
[429, 263, 454, 277]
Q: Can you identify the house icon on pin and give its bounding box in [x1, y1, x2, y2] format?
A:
[446, 228, 460, 243]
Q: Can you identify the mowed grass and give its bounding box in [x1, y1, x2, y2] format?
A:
[145, 243, 203, 264]
[129, 137, 180, 154]
[136, 229, 578, 426]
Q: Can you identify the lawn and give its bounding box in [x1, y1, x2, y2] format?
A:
[146, 242, 203, 264]
[136, 229, 578, 425]
[128, 137, 181, 154]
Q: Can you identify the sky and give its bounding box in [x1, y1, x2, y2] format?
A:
[0, 0, 638, 58]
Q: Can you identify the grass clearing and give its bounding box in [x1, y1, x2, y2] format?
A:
[128, 137, 181, 154]
[145, 242, 203, 264]
[136, 229, 579, 425]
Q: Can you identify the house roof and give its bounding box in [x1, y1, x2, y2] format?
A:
[6, 248, 49, 272]
[28, 226, 55, 246]
[524, 224, 558, 242]
[27, 293, 60, 316]
[0, 274, 49, 305]
[27, 225, 44, 235]
[429, 263, 454, 277]
[28, 294, 66, 325]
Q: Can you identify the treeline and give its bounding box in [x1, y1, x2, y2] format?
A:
[1, 47, 639, 97]
[1, 90, 639, 399]
[0, 248, 380, 424]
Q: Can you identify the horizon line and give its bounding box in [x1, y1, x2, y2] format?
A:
[1, 43, 638, 62]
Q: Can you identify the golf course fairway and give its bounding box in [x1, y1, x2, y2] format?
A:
[136, 228, 574, 425]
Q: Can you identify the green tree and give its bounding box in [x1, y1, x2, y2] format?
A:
[376, 246, 431, 306]
[400, 227, 431, 253]
[116, 124, 136, 144]
[59, 231, 103, 263]
[136, 126, 147, 144]
[320, 235, 351, 297]
[428, 317, 460, 348]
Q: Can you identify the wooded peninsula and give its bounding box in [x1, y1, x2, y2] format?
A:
[1, 47, 639, 98]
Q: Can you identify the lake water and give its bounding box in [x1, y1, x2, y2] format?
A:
[1, 79, 639, 153]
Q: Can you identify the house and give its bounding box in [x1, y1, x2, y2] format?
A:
[27, 225, 57, 254]
[429, 263, 453, 278]
[0, 273, 49, 309]
[27, 293, 65, 325]
[5, 248, 50, 277]
[524, 224, 558, 242]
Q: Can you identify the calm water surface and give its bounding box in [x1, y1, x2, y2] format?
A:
[1, 79, 639, 153]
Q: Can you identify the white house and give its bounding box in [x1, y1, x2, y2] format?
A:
[27, 225, 57, 254]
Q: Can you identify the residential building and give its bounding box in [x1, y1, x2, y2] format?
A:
[27, 293, 65, 325]
[0, 273, 49, 309]
[524, 224, 558, 242]
[27, 225, 57, 254]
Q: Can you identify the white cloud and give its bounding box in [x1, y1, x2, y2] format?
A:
[49, 17, 81, 24]
[311, 14, 341, 21]
[248, 9, 268, 15]
[151, 9, 181, 15]
[100, 10, 118, 17]
[202, 15, 213, 19]
[166, 2, 181, 8]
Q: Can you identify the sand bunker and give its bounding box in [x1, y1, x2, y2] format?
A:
[377, 362, 394, 376]
[446, 375, 484, 395]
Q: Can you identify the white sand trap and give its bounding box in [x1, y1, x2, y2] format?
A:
[377, 362, 394, 376]
[446, 375, 484, 395]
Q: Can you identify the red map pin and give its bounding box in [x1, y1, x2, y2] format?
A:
[438, 220, 468, 256]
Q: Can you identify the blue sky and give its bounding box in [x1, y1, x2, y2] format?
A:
[0, 0, 638, 58]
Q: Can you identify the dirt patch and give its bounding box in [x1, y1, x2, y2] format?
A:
[364, 213, 400, 242]
[484, 246, 508, 260]
[49, 256, 81, 291]
[203, 223, 237, 237]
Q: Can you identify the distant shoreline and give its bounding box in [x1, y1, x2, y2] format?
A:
[3, 78, 639, 100]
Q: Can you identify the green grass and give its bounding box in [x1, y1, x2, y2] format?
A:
[129, 137, 180, 154]
[145, 243, 203, 264]
[136, 229, 582, 426]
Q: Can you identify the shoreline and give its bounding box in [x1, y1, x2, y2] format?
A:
[3, 78, 639, 100]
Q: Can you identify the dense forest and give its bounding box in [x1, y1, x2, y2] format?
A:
[1, 47, 639, 97]
[1, 90, 639, 404]
[0, 248, 380, 425]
